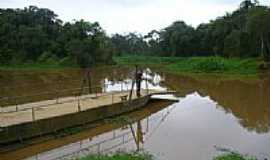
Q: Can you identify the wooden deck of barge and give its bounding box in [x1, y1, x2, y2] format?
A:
[0, 90, 176, 127]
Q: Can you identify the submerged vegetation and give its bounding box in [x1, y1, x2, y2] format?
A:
[214, 153, 256, 160]
[79, 152, 153, 160]
[78, 152, 257, 160]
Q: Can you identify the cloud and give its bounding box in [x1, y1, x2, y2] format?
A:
[0, 0, 269, 34]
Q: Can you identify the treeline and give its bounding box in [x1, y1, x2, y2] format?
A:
[0, 0, 270, 68]
[112, 0, 270, 61]
[0, 6, 113, 67]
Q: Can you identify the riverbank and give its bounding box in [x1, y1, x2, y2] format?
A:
[115, 56, 263, 77]
[0, 56, 264, 78]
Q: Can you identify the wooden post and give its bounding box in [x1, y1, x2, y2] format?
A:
[129, 79, 135, 101]
[80, 71, 86, 96]
[56, 79, 60, 104]
[32, 107, 36, 121]
[15, 98, 19, 112]
[77, 94, 81, 112]
[87, 69, 92, 94]
[129, 66, 137, 101]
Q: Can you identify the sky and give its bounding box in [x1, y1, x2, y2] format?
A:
[1, 0, 270, 35]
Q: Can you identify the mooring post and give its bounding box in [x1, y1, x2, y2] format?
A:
[56, 79, 60, 104]
[77, 94, 81, 112]
[15, 97, 19, 112]
[129, 66, 137, 101]
[32, 107, 36, 121]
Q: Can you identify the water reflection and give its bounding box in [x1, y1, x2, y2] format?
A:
[0, 67, 166, 106]
[0, 100, 175, 160]
[17, 90, 270, 160]
[163, 73, 270, 134]
[104, 71, 166, 92]
[1, 67, 270, 160]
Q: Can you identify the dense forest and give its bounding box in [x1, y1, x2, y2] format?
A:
[0, 0, 270, 68]
[0, 6, 114, 67]
[113, 0, 270, 60]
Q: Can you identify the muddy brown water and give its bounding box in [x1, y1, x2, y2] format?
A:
[0, 67, 270, 160]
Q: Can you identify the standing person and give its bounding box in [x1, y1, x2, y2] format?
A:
[136, 67, 143, 97]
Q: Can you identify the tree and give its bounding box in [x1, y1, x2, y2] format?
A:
[0, 6, 113, 66]
[247, 6, 270, 61]
[159, 21, 195, 56]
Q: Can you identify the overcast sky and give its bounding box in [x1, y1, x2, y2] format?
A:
[1, 0, 270, 35]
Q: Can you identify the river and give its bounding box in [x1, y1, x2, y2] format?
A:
[0, 67, 269, 160]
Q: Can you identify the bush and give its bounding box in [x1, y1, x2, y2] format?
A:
[58, 56, 77, 67]
[38, 51, 52, 62]
[0, 48, 13, 65]
[193, 57, 227, 72]
[38, 51, 59, 64]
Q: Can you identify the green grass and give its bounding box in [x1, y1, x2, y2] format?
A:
[214, 152, 257, 160]
[115, 56, 261, 76]
[79, 152, 153, 160]
[1, 56, 261, 76]
[78, 152, 258, 160]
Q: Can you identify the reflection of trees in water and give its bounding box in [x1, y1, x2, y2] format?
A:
[0, 67, 132, 104]
[1, 100, 173, 160]
[165, 73, 270, 133]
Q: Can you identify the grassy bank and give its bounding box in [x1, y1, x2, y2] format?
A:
[115, 56, 262, 76]
[1, 56, 262, 76]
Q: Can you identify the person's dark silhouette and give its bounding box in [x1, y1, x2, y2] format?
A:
[136, 69, 143, 97]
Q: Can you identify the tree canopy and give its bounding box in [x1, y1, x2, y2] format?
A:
[112, 0, 270, 61]
[0, 0, 270, 67]
[0, 6, 113, 67]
